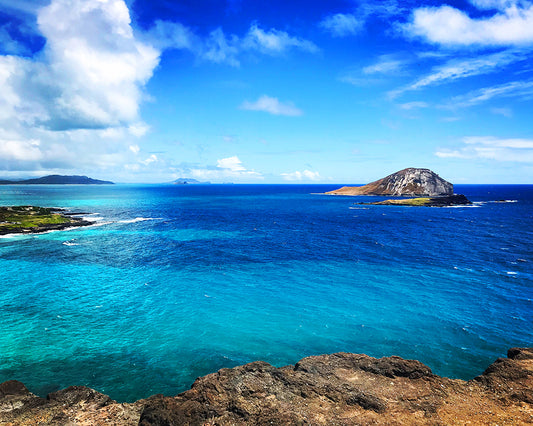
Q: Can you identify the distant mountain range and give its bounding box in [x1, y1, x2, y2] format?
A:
[0, 175, 114, 185]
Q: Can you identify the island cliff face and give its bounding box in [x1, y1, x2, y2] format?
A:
[326, 168, 453, 197]
[1, 348, 531, 425]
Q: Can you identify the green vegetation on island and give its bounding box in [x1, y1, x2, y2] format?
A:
[0, 206, 94, 235]
[357, 194, 472, 207]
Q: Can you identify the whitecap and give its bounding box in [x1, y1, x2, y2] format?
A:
[117, 217, 162, 224]
[506, 271, 518, 275]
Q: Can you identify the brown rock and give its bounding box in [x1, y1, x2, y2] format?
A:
[1, 349, 532, 425]
[326, 168, 453, 197]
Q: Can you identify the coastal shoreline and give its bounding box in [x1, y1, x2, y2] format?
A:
[0, 206, 95, 236]
[1, 347, 531, 425]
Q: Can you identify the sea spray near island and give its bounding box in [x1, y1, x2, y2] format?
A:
[0, 184, 532, 402]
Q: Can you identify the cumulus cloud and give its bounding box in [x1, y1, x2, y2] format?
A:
[183, 156, 263, 182]
[217, 155, 246, 171]
[240, 95, 303, 116]
[404, 1, 533, 46]
[435, 136, 533, 162]
[281, 170, 321, 181]
[0, 0, 160, 175]
[319, 13, 362, 37]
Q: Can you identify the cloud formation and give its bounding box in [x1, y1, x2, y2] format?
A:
[146, 21, 318, 67]
[435, 136, 533, 162]
[446, 79, 533, 107]
[404, 1, 533, 46]
[319, 13, 362, 37]
[389, 51, 524, 98]
[0, 0, 158, 174]
[281, 170, 321, 181]
[240, 95, 303, 116]
[184, 156, 263, 182]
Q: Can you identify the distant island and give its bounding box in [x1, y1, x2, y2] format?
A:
[0, 206, 94, 235]
[326, 168, 453, 197]
[0, 175, 114, 185]
[173, 178, 210, 184]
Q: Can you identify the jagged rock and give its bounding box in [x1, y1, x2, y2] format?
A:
[326, 168, 453, 197]
[1, 349, 532, 425]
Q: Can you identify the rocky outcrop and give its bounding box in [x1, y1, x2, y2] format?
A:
[359, 194, 472, 207]
[326, 168, 453, 197]
[1, 348, 532, 425]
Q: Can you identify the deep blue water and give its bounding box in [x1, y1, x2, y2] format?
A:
[0, 184, 531, 402]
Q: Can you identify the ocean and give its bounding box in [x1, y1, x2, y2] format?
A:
[0, 184, 531, 402]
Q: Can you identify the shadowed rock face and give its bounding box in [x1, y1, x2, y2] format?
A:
[1, 348, 532, 425]
[326, 168, 454, 197]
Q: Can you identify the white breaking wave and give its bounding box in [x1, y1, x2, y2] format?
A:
[117, 217, 162, 224]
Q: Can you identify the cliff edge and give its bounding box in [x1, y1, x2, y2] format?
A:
[1, 347, 531, 425]
[326, 168, 453, 197]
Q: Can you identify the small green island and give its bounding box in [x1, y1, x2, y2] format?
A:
[357, 194, 472, 207]
[0, 206, 94, 235]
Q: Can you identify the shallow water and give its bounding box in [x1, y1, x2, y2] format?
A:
[0, 184, 531, 401]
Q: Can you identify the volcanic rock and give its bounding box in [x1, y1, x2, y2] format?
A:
[326, 168, 453, 197]
[1, 348, 532, 425]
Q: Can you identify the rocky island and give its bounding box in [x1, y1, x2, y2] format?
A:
[326, 168, 472, 207]
[0, 206, 94, 235]
[0, 347, 531, 425]
[326, 168, 454, 197]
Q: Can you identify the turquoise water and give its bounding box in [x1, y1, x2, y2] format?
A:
[0, 184, 531, 402]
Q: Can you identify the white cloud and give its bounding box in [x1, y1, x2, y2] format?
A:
[203, 28, 240, 66]
[435, 136, 533, 162]
[217, 155, 246, 171]
[319, 13, 362, 37]
[320, 1, 404, 38]
[141, 154, 158, 165]
[0, 0, 162, 176]
[281, 170, 321, 181]
[146, 21, 317, 67]
[389, 51, 523, 98]
[446, 79, 533, 107]
[243, 23, 318, 54]
[464, 136, 533, 148]
[129, 144, 140, 154]
[363, 55, 405, 75]
[145, 20, 196, 50]
[491, 107, 513, 117]
[184, 156, 263, 182]
[404, 2, 533, 46]
[240, 95, 303, 116]
[399, 101, 429, 110]
[0, 138, 42, 162]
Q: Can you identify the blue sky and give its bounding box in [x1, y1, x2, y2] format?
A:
[1, 0, 533, 183]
